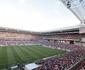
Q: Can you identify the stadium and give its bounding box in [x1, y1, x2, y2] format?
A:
[0, 0, 85, 70]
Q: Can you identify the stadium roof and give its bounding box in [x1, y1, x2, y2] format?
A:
[0, 24, 85, 35]
[37, 0, 85, 35]
[37, 24, 85, 35]
[60, 0, 85, 23]
[0, 27, 37, 35]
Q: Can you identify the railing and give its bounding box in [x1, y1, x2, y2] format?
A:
[68, 57, 85, 70]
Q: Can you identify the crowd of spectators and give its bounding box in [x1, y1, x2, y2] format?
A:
[0, 39, 38, 46]
[35, 49, 85, 70]
[0, 39, 83, 51]
[38, 39, 83, 51]
[33, 39, 85, 70]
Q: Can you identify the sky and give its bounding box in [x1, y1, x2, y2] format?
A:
[0, 0, 80, 32]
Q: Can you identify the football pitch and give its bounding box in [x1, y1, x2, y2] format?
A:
[0, 45, 65, 69]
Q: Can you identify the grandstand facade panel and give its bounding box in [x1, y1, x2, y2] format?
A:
[0, 28, 38, 46]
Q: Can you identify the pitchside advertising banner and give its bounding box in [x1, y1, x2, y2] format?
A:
[79, 27, 85, 34]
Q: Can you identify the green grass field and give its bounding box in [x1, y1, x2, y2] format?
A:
[0, 45, 65, 69]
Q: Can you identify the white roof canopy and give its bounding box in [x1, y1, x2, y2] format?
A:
[60, 0, 85, 23]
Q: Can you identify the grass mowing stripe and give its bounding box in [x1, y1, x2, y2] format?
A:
[13, 46, 28, 64]
[0, 47, 3, 63]
[17, 47, 36, 58]
[18, 46, 57, 60]
[26, 45, 55, 57]
[24, 46, 46, 58]
[29, 45, 58, 56]
[11, 47, 23, 64]
[7, 47, 16, 66]
[1, 47, 8, 69]
[17, 46, 36, 63]
[0, 47, 4, 69]
[30, 45, 51, 55]
[32, 45, 65, 56]
[19, 46, 41, 60]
